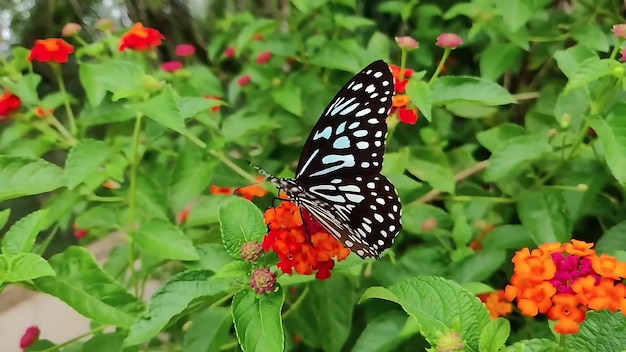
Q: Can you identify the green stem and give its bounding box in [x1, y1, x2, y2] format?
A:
[399, 49, 407, 81]
[558, 333, 566, 348]
[53, 64, 77, 136]
[209, 150, 263, 184]
[451, 195, 515, 203]
[47, 113, 77, 145]
[88, 194, 125, 202]
[609, 38, 624, 61]
[40, 325, 106, 352]
[220, 340, 239, 351]
[126, 112, 144, 295]
[281, 286, 310, 320]
[428, 48, 451, 86]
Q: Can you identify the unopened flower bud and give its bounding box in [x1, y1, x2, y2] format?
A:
[241, 241, 263, 263]
[395, 36, 419, 51]
[435, 331, 465, 352]
[436, 33, 463, 49]
[576, 183, 589, 192]
[250, 267, 276, 295]
[62, 23, 81, 37]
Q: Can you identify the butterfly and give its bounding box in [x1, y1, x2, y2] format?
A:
[252, 60, 402, 259]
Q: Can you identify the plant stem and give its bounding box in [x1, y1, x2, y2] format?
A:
[281, 286, 309, 319]
[209, 150, 263, 184]
[558, 333, 566, 347]
[451, 195, 515, 203]
[126, 112, 144, 295]
[53, 64, 78, 136]
[428, 48, 451, 86]
[399, 49, 407, 81]
[40, 325, 106, 352]
[88, 194, 125, 202]
[47, 114, 77, 145]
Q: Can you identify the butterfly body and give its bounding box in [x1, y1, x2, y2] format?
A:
[254, 60, 402, 259]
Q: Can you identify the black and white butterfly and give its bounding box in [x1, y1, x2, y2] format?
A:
[252, 60, 402, 259]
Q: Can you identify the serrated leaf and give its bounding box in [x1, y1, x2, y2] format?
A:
[479, 318, 510, 352]
[125, 271, 237, 346]
[431, 76, 516, 106]
[0, 253, 55, 282]
[75, 204, 122, 230]
[34, 246, 142, 327]
[484, 135, 552, 181]
[0, 156, 66, 201]
[406, 79, 432, 122]
[65, 139, 112, 189]
[360, 276, 491, 351]
[2, 209, 48, 255]
[219, 198, 267, 259]
[133, 219, 199, 261]
[184, 307, 232, 352]
[232, 287, 285, 352]
[407, 147, 455, 194]
[271, 84, 302, 116]
[517, 190, 571, 245]
[135, 86, 188, 135]
[586, 104, 626, 187]
[595, 221, 626, 255]
[565, 310, 626, 351]
[79, 61, 144, 106]
[506, 338, 559, 352]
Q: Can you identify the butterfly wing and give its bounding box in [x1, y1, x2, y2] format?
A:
[295, 60, 395, 183]
[300, 174, 402, 259]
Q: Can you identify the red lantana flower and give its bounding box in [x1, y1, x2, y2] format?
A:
[203, 95, 222, 113]
[237, 75, 251, 86]
[388, 64, 418, 125]
[28, 38, 75, 63]
[0, 91, 21, 121]
[256, 51, 272, 64]
[161, 61, 183, 72]
[119, 23, 164, 52]
[263, 202, 350, 280]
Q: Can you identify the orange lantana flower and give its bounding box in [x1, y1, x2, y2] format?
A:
[119, 23, 164, 51]
[210, 177, 268, 201]
[263, 202, 350, 280]
[388, 64, 418, 125]
[28, 38, 74, 63]
[478, 290, 512, 319]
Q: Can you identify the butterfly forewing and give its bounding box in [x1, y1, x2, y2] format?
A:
[295, 60, 394, 183]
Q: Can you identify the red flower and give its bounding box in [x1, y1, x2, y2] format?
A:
[398, 107, 418, 125]
[0, 91, 21, 120]
[175, 43, 195, 57]
[35, 107, 54, 118]
[73, 224, 89, 239]
[28, 38, 74, 63]
[176, 208, 191, 225]
[263, 202, 350, 280]
[161, 61, 183, 72]
[388, 64, 418, 125]
[119, 23, 164, 52]
[203, 95, 222, 113]
[237, 75, 251, 86]
[256, 51, 272, 64]
[20, 326, 40, 350]
[224, 46, 236, 58]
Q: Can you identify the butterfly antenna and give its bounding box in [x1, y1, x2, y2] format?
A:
[232, 179, 270, 196]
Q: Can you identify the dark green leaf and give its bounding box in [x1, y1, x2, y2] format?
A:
[586, 104, 626, 187]
[476, 123, 527, 153]
[479, 43, 522, 81]
[449, 249, 506, 283]
[484, 135, 552, 181]
[407, 147, 455, 194]
[431, 76, 516, 106]
[0, 156, 66, 201]
[596, 221, 626, 255]
[232, 287, 285, 352]
[517, 190, 571, 244]
[482, 225, 535, 250]
[65, 139, 112, 189]
[133, 219, 199, 261]
[184, 307, 232, 352]
[352, 311, 407, 352]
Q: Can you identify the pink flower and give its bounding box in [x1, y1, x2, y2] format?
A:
[613, 24, 626, 39]
[621, 48, 626, 62]
[252, 33, 264, 41]
[395, 36, 419, 51]
[20, 326, 40, 350]
[175, 44, 195, 57]
[225, 46, 236, 58]
[256, 51, 272, 64]
[237, 75, 251, 86]
[62, 23, 81, 37]
[436, 33, 463, 49]
[161, 61, 183, 72]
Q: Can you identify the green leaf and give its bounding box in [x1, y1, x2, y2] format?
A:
[125, 271, 237, 346]
[185, 65, 223, 96]
[286, 276, 356, 352]
[132, 219, 199, 261]
[65, 139, 112, 189]
[271, 84, 302, 116]
[185, 195, 233, 227]
[34, 247, 142, 327]
[586, 104, 626, 186]
[476, 123, 527, 152]
[2, 209, 48, 255]
[564, 57, 612, 92]
[232, 287, 285, 352]
[234, 19, 276, 54]
[506, 338, 559, 352]
[308, 43, 362, 73]
[352, 311, 407, 352]
[184, 307, 232, 352]
[449, 249, 506, 283]
[177, 97, 226, 119]
[0, 156, 66, 201]
[135, 86, 187, 135]
[553, 44, 597, 79]
[0, 253, 55, 283]
[517, 190, 571, 245]
[219, 198, 267, 259]
[571, 24, 609, 53]
[290, 0, 329, 14]
[482, 225, 535, 250]
[79, 61, 144, 106]
[483, 135, 552, 182]
[169, 148, 218, 211]
[81, 332, 132, 352]
[479, 43, 522, 81]
[3, 73, 41, 105]
[214, 260, 252, 278]
[135, 173, 170, 220]
[431, 76, 516, 106]
[405, 79, 432, 122]
[407, 147, 455, 194]
[333, 14, 375, 31]
[596, 221, 626, 255]
[360, 276, 490, 351]
[479, 318, 511, 352]
[0, 208, 10, 229]
[75, 204, 122, 230]
[566, 310, 626, 351]
[496, 0, 532, 32]
[401, 203, 452, 235]
[190, 243, 235, 272]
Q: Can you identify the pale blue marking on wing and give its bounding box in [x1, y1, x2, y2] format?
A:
[333, 136, 350, 149]
[336, 121, 347, 135]
[309, 154, 356, 177]
[313, 126, 333, 140]
[330, 97, 356, 116]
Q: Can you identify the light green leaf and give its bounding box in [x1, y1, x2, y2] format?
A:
[571, 24, 609, 53]
[219, 198, 267, 259]
[232, 287, 285, 352]
[406, 79, 432, 122]
[177, 97, 226, 119]
[184, 307, 232, 352]
[564, 57, 612, 92]
[234, 19, 276, 54]
[553, 44, 597, 79]
[308, 43, 362, 73]
[3, 73, 41, 104]
[484, 135, 552, 182]
[290, 0, 329, 14]
[2, 209, 48, 255]
[169, 148, 218, 211]
[479, 318, 510, 352]
[65, 139, 112, 189]
[34, 246, 142, 328]
[476, 123, 527, 152]
[214, 260, 252, 278]
[75, 204, 122, 230]
[360, 276, 490, 351]
[133, 219, 199, 261]
[352, 311, 407, 352]
[0, 209, 10, 229]
[496, 0, 532, 32]
[135, 86, 188, 135]
[135, 173, 170, 220]
[479, 43, 522, 81]
[565, 310, 626, 351]
[506, 338, 559, 352]
[79, 61, 144, 106]
[482, 225, 534, 250]
[271, 84, 302, 116]
[81, 332, 130, 352]
[431, 76, 516, 106]
[183, 243, 232, 273]
[185, 195, 234, 227]
[333, 15, 375, 31]
[517, 190, 571, 244]
[0, 253, 55, 283]
[449, 249, 506, 283]
[0, 156, 66, 202]
[407, 147, 455, 194]
[586, 104, 626, 187]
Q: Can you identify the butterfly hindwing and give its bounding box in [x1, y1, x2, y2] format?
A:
[295, 60, 395, 184]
